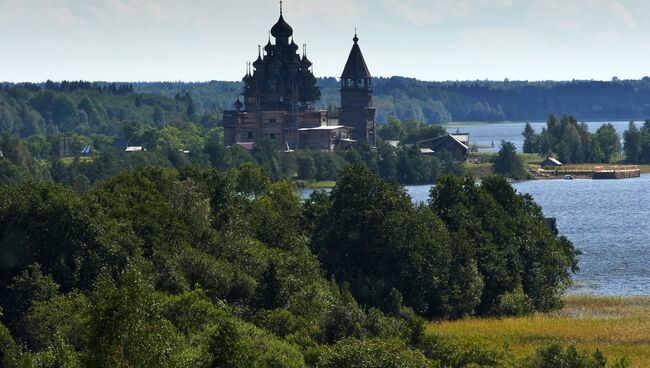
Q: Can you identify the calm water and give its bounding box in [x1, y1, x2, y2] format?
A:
[446, 121, 631, 153]
[301, 174, 650, 296]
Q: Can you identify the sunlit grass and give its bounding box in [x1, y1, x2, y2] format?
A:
[426, 296, 650, 367]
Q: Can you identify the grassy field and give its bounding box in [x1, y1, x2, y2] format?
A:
[294, 180, 337, 189]
[427, 296, 650, 366]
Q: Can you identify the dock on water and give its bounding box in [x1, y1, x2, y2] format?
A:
[536, 165, 641, 179]
[592, 165, 641, 179]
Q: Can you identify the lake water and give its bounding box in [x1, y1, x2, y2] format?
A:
[446, 121, 632, 153]
[301, 174, 650, 296]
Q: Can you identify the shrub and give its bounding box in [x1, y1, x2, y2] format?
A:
[316, 338, 437, 368]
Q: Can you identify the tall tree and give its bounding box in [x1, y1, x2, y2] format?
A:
[624, 121, 642, 163]
[522, 122, 539, 153]
[594, 123, 621, 163]
[492, 141, 528, 180]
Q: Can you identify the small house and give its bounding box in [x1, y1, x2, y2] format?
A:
[417, 134, 470, 160]
[541, 157, 562, 167]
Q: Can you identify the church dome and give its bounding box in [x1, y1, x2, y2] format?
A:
[271, 15, 293, 38]
[264, 40, 273, 54]
[289, 39, 299, 52]
[301, 55, 312, 68]
[253, 54, 264, 69]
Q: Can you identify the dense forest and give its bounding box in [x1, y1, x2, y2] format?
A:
[127, 77, 650, 123]
[0, 163, 627, 367]
[6, 77, 650, 127]
[0, 81, 465, 187]
[0, 81, 636, 366]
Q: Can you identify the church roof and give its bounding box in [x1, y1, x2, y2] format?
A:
[341, 34, 371, 80]
[271, 14, 293, 38]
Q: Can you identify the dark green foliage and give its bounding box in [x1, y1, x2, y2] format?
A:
[524, 343, 629, 368]
[493, 140, 529, 180]
[134, 77, 650, 124]
[594, 124, 621, 163]
[2, 264, 60, 341]
[429, 175, 578, 315]
[316, 338, 437, 368]
[524, 114, 621, 164]
[84, 263, 182, 368]
[623, 121, 642, 163]
[419, 334, 511, 368]
[311, 167, 576, 319]
[0, 322, 25, 368]
[0, 82, 193, 138]
[0, 164, 614, 367]
[523, 123, 539, 154]
[622, 119, 650, 164]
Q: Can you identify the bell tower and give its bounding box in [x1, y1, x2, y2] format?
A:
[340, 32, 376, 146]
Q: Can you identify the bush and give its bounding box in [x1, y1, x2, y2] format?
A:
[524, 343, 629, 368]
[496, 286, 534, 317]
[418, 334, 511, 368]
[316, 338, 438, 368]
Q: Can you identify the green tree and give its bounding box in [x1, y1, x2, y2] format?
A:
[152, 106, 164, 125]
[522, 122, 539, 153]
[594, 123, 621, 163]
[624, 121, 642, 163]
[492, 140, 528, 180]
[317, 338, 435, 368]
[85, 263, 182, 368]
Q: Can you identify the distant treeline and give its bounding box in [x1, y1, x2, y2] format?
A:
[129, 77, 650, 123]
[6, 77, 650, 126]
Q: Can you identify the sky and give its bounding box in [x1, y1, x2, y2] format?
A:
[1, 0, 650, 82]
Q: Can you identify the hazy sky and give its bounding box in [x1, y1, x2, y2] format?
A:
[1, 0, 650, 82]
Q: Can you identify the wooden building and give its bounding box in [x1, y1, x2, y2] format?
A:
[540, 157, 563, 167]
[417, 134, 470, 160]
[222, 6, 374, 151]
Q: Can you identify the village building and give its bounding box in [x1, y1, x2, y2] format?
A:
[417, 134, 470, 160]
[540, 157, 563, 167]
[222, 6, 375, 151]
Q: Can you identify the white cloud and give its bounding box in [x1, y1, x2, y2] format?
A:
[384, 0, 515, 25]
[288, 0, 367, 24]
[526, 0, 637, 30]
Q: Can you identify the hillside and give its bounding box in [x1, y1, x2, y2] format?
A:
[132, 77, 650, 124]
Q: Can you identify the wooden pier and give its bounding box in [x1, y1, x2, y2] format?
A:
[592, 166, 641, 179]
[536, 165, 641, 179]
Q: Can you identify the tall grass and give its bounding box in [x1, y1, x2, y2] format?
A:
[426, 296, 650, 367]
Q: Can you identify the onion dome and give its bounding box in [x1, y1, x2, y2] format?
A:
[271, 14, 293, 38]
[289, 39, 299, 53]
[234, 98, 243, 111]
[264, 39, 273, 54]
[253, 55, 264, 69]
[301, 44, 312, 68]
[253, 45, 264, 68]
[301, 54, 312, 68]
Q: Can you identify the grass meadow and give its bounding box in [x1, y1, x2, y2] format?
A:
[426, 296, 650, 367]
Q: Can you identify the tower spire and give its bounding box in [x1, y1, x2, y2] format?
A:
[280, 0, 283, 15]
